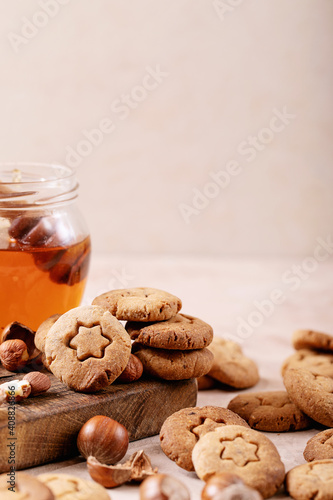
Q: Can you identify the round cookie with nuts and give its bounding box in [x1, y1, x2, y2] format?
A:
[286, 459, 333, 500]
[126, 313, 213, 350]
[207, 337, 259, 389]
[227, 390, 312, 432]
[0, 472, 54, 500]
[132, 343, 213, 381]
[44, 305, 131, 392]
[38, 473, 109, 500]
[281, 349, 333, 378]
[160, 406, 250, 471]
[192, 425, 285, 499]
[304, 429, 333, 462]
[283, 368, 333, 427]
[92, 287, 182, 322]
[292, 329, 333, 353]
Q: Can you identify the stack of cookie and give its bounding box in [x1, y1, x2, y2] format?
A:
[93, 287, 215, 381]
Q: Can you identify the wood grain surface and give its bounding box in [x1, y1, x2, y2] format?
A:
[0, 367, 197, 472]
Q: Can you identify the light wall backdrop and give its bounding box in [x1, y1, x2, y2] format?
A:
[0, 0, 332, 256]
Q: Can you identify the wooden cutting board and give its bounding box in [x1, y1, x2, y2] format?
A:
[0, 367, 197, 472]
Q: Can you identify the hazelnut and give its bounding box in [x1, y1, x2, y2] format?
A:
[23, 372, 51, 395]
[0, 380, 31, 402]
[140, 474, 190, 499]
[77, 416, 129, 465]
[201, 474, 263, 500]
[1, 321, 39, 360]
[117, 354, 143, 383]
[0, 339, 29, 371]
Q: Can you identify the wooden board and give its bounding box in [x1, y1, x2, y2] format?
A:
[0, 367, 197, 472]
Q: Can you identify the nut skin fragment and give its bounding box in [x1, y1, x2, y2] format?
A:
[0, 339, 29, 371]
[117, 354, 143, 383]
[23, 371, 51, 395]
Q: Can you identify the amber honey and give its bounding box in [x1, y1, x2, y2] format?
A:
[0, 236, 91, 332]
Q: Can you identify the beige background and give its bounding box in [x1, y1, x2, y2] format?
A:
[0, 0, 332, 256]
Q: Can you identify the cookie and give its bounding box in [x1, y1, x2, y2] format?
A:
[304, 429, 333, 462]
[197, 375, 216, 390]
[281, 349, 333, 378]
[38, 473, 109, 500]
[0, 472, 54, 500]
[45, 305, 131, 392]
[207, 338, 259, 388]
[227, 390, 312, 432]
[160, 406, 250, 471]
[126, 313, 213, 350]
[283, 368, 333, 427]
[132, 343, 213, 380]
[285, 459, 333, 500]
[293, 329, 333, 352]
[192, 425, 285, 499]
[35, 314, 61, 353]
[92, 287, 182, 322]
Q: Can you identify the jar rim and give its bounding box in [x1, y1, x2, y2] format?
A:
[0, 162, 78, 208]
[0, 162, 75, 185]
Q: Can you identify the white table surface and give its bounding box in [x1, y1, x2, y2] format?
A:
[26, 253, 333, 499]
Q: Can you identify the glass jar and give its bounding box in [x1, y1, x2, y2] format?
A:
[0, 163, 91, 332]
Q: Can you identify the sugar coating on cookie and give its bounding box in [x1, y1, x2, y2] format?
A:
[126, 313, 213, 350]
[281, 349, 333, 378]
[304, 429, 333, 462]
[207, 337, 259, 389]
[38, 473, 109, 500]
[227, 390, 312, 432]
[293, 329, 333, 352]
[192, 425, 285, 499]
[132, 343, 213, 380]
[283, 368, 333, 427]
[160, 406, 250, 471]
[92, 287, 182, 322]
[286, 459, 333, 500]
[45, 305, 131, 392]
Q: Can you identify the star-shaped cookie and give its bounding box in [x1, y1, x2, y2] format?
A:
[70, 325, 110, 361]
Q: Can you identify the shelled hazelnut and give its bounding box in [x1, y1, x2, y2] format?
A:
[1, 321, 40, 361]
[0, 339, 29, 371]
[0, 379, 31, 402]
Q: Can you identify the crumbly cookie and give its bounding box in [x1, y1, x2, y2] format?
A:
[293, 329, 333, 352]
[304, 429, 333, 462]
[227, 391, 312, 432]
[197, 375, 216, 390]
[132, 343, 213, 380]
[45, 305, 131, 392]
[192, 425, 285, 499]
[160, 406, 250, 471]
[38, 473, 109, 500]
[281, 349, 333, 378]
[285, 459, 333, 500]
[0, 472, 54, 500]
[207, 338, 259, 388]
[92, 287, 182, 322]
[283, 368, 333, 427]
[126, 313, 213, 350]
